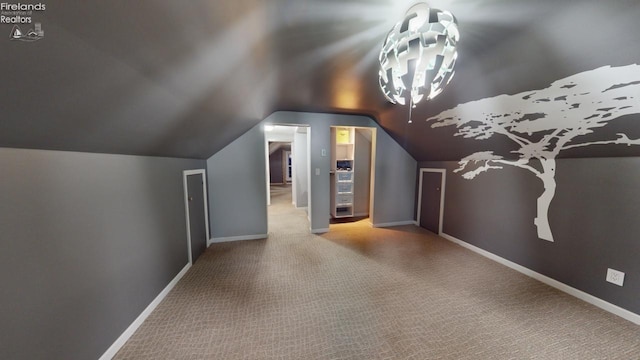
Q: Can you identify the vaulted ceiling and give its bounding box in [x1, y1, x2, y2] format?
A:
[2, 0, 640, 160]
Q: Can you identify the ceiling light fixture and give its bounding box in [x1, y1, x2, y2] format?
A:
[378, 3, 459, 123]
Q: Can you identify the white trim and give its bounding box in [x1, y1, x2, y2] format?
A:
[311, 228, 330, 234]
[306, 128, 312, 228]
[440, 233, 640, 326]
[372, 220, 416, 228]
[99, 263, 191, 360]
[416, 168, 446, 235]
[367, 127, 378, 235]
[292, 137, 297, 207]
[265, 135, 271, 206]
[210, 234, 268, 243]
[183, 169, 210, 265]
[284, 150, 292, 182]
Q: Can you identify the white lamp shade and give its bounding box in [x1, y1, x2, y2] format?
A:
[379, 3, 459, 107]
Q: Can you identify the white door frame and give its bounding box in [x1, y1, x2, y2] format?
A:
[264, 124, 310, 206]
[265, 139, 271, 206]
[331, 125, 377, 221]
[183, 169, 211, 264]
[416, 168, 446, 235]
[291, 139, 297, 205]
[366, 127, 377, 220]
[264, 123, 312, 230]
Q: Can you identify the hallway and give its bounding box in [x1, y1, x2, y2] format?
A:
[268, 184, 309, 235]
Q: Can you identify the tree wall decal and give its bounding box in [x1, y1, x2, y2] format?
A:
[426, 64, 640, 241]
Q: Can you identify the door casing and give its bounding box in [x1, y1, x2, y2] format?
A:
[416, 168, 446, 235]
[183, 169, 210, 264]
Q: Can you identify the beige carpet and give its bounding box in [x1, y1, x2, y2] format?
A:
[115, 184, 640, 359]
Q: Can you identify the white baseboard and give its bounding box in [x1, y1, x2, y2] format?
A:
[311, 228, 329, 234]
[371, 220, 416, 228]
[209, 234, 268, 244]
[440, 233, 640, 326]
[99, 263, 191, 360]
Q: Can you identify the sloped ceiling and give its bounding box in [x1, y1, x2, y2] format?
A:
[2, 0, 640, 160]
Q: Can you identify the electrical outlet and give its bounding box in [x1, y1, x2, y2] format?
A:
[606, 268, 625, 286]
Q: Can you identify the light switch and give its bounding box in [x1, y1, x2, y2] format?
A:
[321, 149, 327, 157]
[315, 168, 320, 176]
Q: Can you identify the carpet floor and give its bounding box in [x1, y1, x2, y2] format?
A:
[115, 184, 640, 359]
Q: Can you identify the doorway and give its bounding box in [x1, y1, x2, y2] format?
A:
[417, 168, 446, 234]
[268, 142, 291, 186]
[264, 124, 312, 234]
[183, 169, 210, 264]
[265, 124, 311, 211]
[329, 126, 376, 224]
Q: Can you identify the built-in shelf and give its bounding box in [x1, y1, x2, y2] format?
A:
[335, 206, 353, 218]
[331, 127, 355, 218]
[335, 143, 354, 161]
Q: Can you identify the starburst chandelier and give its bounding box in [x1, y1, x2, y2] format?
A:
[378, 3, 459, 120]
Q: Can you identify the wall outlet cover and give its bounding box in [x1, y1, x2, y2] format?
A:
[606, 268, 625, 286]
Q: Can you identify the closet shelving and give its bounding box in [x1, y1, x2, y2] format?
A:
[330, 127, 355, 218]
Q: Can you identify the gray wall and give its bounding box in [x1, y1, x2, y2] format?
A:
[293, 130, 309, 208]
[0, 147, 203, 360]
[206, 111, 416, 235]
[269, 148, 285, 184]
[206, 123, 268, 239]
[354, 129, 371, 216]
[368, 124, 417, 226]
[267, 111, 416, 230]
[420, 157, 640, 315]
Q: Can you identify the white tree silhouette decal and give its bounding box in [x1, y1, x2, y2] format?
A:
[427, 64, 640, 241]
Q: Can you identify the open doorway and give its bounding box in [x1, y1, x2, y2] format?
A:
[268, 141, 292, 214]
[264, 124, 311, 219]
[329, 126, 376, 225]
[268, 142, 291, 186]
